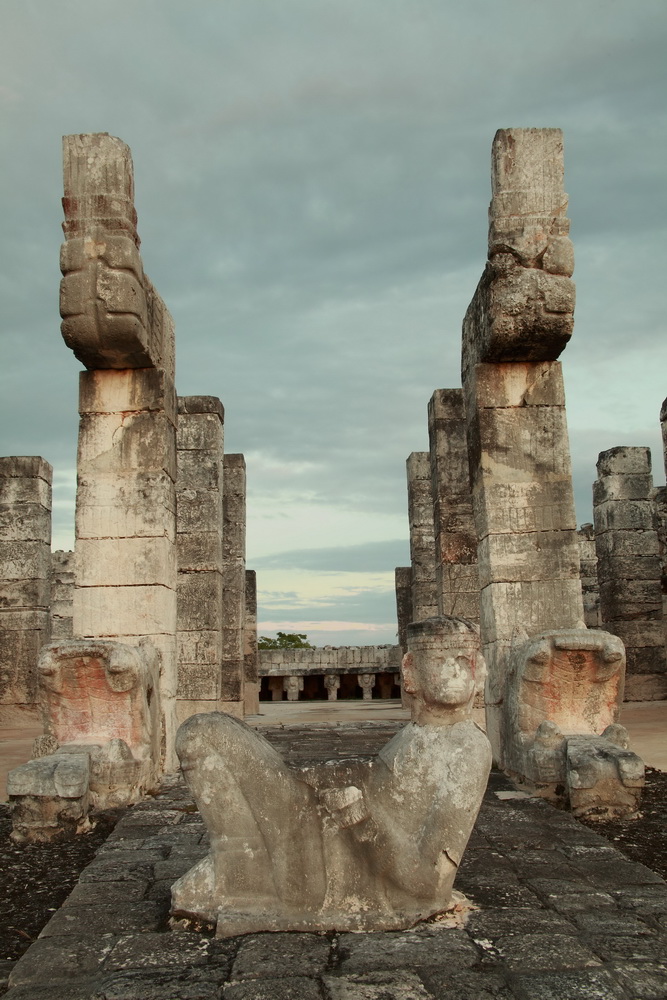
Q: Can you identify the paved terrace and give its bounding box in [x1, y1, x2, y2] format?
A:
[2, 707, 666, 1000]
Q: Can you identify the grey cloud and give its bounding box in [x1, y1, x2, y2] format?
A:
[253, 539, 410, 573]
[258, 584, 398, 625]
[1, 0, 666, 618]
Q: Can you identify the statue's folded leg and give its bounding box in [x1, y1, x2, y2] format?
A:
[175, 712, 326, 912]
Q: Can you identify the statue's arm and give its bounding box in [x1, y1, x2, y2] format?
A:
[322, 780, 455, 899]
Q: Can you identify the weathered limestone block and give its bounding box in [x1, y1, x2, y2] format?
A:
[50, 550, 75, 640]
[38, 638, 161, 805]
[60, 133, 174, 375]
[464, 360, 584, 756]
[171, 616, 491, 936]
[7, 752, 90, 844]
[358, 673, 375, 700]
[462, 129, 574, 384]
[503, 628, 644, 817]
[428, 390, 479, 621]
[406, 453, 438, 623]
[0, 457, 53, 716]
[176, 399, 224, 726]
[593, 447, 666, 701]
[73, 366, 178, 768]
[566, 731, 644, 819]
[460, 131, 585, 763]
[244, 570, 259, 714]
[221, 455, 246, 711]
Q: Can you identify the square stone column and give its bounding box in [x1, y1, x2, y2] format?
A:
[0, 457, 52, 721]
[461, 129, 583, 759]
[428, 389, 479, 620]
[60, 134, 179, 768]
[175, 396, 226, 725]
[50, 550, 75, 640]
[244, 570, 259, 715]
[221, 454, 246, 715]
[406, 452, 438, 623]
[394, 566, 412, 653]
[594, 447, 666, 700]
[577, 524, 601, 629]
[73, 369, 178, 764]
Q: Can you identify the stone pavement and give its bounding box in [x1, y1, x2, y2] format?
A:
[4, 720, 667, 1000]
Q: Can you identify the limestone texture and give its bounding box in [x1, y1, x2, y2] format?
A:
[221, 455, 246, 713]
[503, 628, 644, 817]
[594, 447, 666, 700]
[0, 456, 53, 715]
[406, 452, 438, 623]
[60, 136, 180, 767]
[176, 396, 226, 725]
[171, 616, 491, 935]
[428, 389, 479, 621]
[60, 133, 174, 375]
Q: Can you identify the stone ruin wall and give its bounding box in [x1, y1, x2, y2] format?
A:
[258, 645, 402, 701]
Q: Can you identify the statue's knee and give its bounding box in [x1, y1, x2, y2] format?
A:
[176, 711, 239, 765]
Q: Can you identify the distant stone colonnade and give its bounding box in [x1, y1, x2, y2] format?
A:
[258, 645, 402, 701]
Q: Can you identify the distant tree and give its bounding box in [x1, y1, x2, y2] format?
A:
[257, 631, 314, 650]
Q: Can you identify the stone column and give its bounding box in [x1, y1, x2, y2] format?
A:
[0, 457, 52, 722]
[324, 674, 340, 701]
[660, 398, 667, 480]
[60, 134, 179, 768]
[221, 454, 246, 715]
[406, 453, 438, 623]
[358, 673, 375, 700]
[594, 447, 666, 700]
[284, 675, 303, 701]
[461, 129, 583, 759]
[176, 396, 225, 725]
[50, 550, 75, 640]
[428, 389, 479, 621]
[394, 567, 412, 652]
[577, 524, 601, 629]
[244, 570, 259, 715]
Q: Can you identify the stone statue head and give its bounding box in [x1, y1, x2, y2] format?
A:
[402, 616, 485, 724]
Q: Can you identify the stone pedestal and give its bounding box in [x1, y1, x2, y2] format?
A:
[428, 389, 478, 621]
[176, 396, 226, 725]
[406, 453, 438, 623]
[0, 457, 52, 722]
[594, 447, 666, 700]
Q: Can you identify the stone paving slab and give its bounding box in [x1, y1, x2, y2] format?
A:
[4, 721, 667, 1000]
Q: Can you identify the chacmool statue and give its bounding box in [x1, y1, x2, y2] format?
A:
[171, 616, 491, 936]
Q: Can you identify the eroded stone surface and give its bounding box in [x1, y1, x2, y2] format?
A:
[171, 616, 491, 935]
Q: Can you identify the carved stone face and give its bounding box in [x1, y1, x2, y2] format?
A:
[403, 645, 480, 707]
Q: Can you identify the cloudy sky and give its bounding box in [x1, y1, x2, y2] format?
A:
[1, 1, 666, 646]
